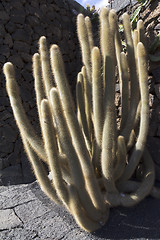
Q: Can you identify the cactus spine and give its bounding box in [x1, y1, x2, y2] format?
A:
[3, 7, 160, 232]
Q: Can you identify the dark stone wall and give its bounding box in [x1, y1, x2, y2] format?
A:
[0, 0, 85, 185]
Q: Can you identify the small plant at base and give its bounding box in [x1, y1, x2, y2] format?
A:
[3, 7, 160, 232]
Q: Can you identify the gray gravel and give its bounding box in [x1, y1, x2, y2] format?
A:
[0, 181, 160, 240]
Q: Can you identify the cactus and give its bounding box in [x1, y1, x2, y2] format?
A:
[3, 7, 160, 232]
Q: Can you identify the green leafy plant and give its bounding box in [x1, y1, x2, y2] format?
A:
[119, 0, 150, 32]
[131, 0, 150, 29]
[3, 7, 160, 232]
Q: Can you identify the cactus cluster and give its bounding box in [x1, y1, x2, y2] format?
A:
[3, 7, 160, 232]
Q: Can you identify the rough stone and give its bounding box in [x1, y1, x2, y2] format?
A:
[0, 110, 12, 121]
[147, 136, 160, 166]
[35, 26, 46, 39]
[0, 3, 4, 10]
[157, 126, 160, 137]
[11, 1, 24, 10]
[0, 125, 15, 154]
[0, 125, 17, 143]
[112, 0, 137, 12]
[152, 67, 160, 83]
[8, 152, 20, 166]
[10, 9, 26, 24]
[5, 21, 16, 33]
[0, 11, 9, 21]
[4, 33, 13, 48]
[24, 3, 36, 15]
[0, 157, 10, 170]
[21, 151, 35, 184]
[155, 163, 160, 181]
[0, 209, 22, 230]
[20, 86, 33, 101]
[148, 122, 158, 137]
[0, 141, 14, 156]
[13, 41, 30, 53]
[10, 15, 25, 25]
[21, 70, 33, 83]
[14, 138, 22, 156]
[0, 44, 10, 58]
[0, 182, 160, 239]
[8, 55, 24, 69]
[26, 15, 39, 27]
[1, 157, 10, 169]
[155, 84, 160, 99]
[0, 24, 6, 37]
[0, 164, 23, 185]
[155, 105, 160, 121]
[0, 55, 6, 63]
[20, 53, 32, 63]
[0, 159, 3, 170]
[0, 106, 5, 111]
[12, 29, 31, 43]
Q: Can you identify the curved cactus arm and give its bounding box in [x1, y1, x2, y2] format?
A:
[127, 129, 136, 152]
[127, 101, 141, 152]
[81, 66, 92, 140]
[119, 52, 129, 131]
[58, 154, 71, 185]
[100, 7, 110, 61]
[76, 73, 91, 152]
[40, 99, 69, 206]
[3, 62, 46, 162]
[50, 88, 106, 221]
[33, 53, 45, 120]
[120, 42, 149, 181]
[114, 136, 127, 181]
[100, 8, 117, 193]
[77, 14, 92, 84]
[39, 36, 54, 99]
[50, 45, 106, 212]
[133, 30, 138, 66]
[50, 45, 75, 112]
[105, 147, 155, 207]
[91, 47, 103, 170]
[137, 19, 145, 45]
[22, 138, 62, 205]
[108, 9, 118, 167]
[108, 9, 117, 64]
[92, 47, 103, 150]
[68, 184, 103, 232]
[121, 13, 139, 143]
[118, 148, 159, 199]
[85, 16, 94, 52]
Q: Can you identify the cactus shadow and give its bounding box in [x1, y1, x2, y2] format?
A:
[29, 181, 160, 239]
[92, 197, 160, 239]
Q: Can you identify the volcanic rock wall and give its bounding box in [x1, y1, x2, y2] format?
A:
[0, 0, 85, 185]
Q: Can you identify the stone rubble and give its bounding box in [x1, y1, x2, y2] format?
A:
[0, 181, 160, 239]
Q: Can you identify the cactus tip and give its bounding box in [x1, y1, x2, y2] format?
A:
[32, 53, 40, 61]
[100, 7, 109, 18]
[122, 12, 129, 21]
[3, 62, 14, 75]
[137, 42, 146, 57]
[39, 36, 47, 48]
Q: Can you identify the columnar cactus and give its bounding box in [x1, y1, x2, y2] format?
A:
[3, 7, 160, 232]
